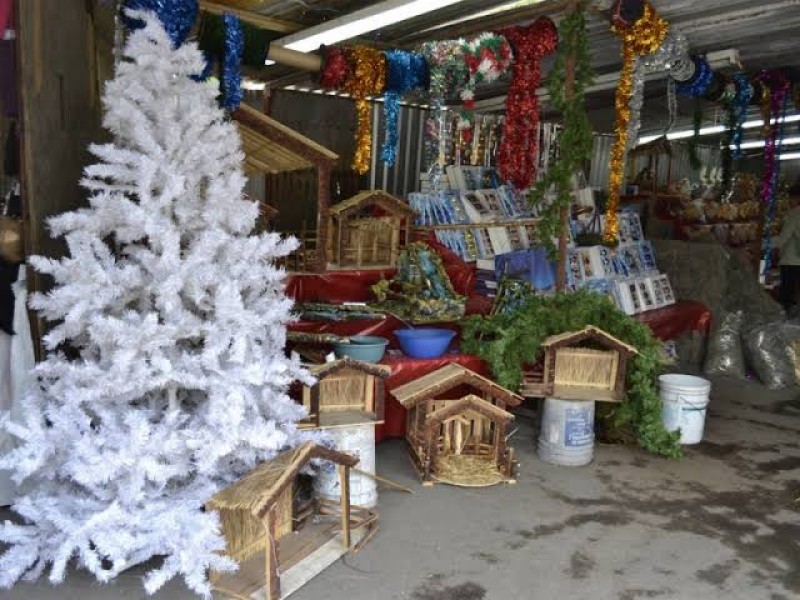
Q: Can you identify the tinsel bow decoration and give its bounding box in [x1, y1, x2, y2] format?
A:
[320, 46, 351, 89]
[121, 0, 198, 47]
[603, 1, 668, 245]
[458, 34, 514, 144]
[381, 50, 429, 166]
[342, 46, 387, 174]
[497, 17, 558, 191]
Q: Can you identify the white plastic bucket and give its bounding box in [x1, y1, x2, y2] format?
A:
[538, 398, 595, 467]
[659, 374, 712, 445]
[313, 423, 377, 508]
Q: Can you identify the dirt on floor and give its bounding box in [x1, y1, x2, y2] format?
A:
[1, 375, 798, 600]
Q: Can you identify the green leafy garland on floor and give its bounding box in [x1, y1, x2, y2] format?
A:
[529, 3, 595, 254]
[461, 290, 682, 458]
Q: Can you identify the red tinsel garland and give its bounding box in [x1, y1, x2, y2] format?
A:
[497, 18, 559, 191]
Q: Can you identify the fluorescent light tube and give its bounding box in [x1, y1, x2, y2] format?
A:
[638, 114, 800, 146]
[734, 136, 800, 150]
[274, 0, 467, 53]
[780, 152, 800, 161]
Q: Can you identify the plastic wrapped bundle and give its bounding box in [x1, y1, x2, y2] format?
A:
[743, 321, 800, 390]
[704, 311, 746, 379]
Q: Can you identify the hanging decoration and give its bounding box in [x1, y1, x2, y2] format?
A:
[730, 73, 753, 160]
[320, 46, 351, 89]
[121, 0, 198, 48]
[757, 70, 791, 276]
[497, 17, 558, 191]
[604, 1, 669, 245]
[632, 30, 688, 148]
[342, 46, 387, 174]
[458, 33, 514, 143]
[720, 73, 753, 197]
[381, 50, 429, 166]
[420, 41, 468, 187]
[675, 56, 712, 97]
[530, 3, 594, 256]
[221, 13, 244, 111]
[687, 98, 703, 171]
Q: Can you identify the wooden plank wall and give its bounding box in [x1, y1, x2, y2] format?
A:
[17, 0, 110, 352]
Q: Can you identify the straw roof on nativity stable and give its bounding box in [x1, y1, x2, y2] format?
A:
[309, 357, 391, 379]
[391, 363, 522, 408]
[329, 190, 417, 217]
[542, 326, 639, 356]
[206, 442, 357, 518]
[232, 103, 338, 176]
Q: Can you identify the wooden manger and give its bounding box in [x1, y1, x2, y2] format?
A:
[520, 326, 638, 403]
[327, 190, 416, 270]
[298, 358, 391, 429]
[207, 443, 377, 600]
[390, 364, 522, 487]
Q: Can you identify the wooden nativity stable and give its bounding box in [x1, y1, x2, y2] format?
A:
[232, 103, 339, 271]
[298, 357, 391, 429]
[521, 326, 638, 403]
[206, 442, 377, 600]
[391, 364, 523, 487]
[327, 190, 416, 270]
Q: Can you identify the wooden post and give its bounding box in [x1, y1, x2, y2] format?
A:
[339, 464, 351, 549]
[265, 507, 281, 600]
[310, 386, 321, 427]
[556, 1, 579, 292]
[317, 164, 331, 270]
[375, 378, 385, 423]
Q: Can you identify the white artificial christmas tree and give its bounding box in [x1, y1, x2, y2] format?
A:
[0, 11, 311, 596]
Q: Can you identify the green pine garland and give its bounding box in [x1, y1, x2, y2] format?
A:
[462, 289, 682, 458]
[529, 3, 595, 254]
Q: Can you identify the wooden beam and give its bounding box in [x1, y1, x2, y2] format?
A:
[265, 508, 280, 600]
[267, 44, 322, 72]
[198, 0, 301, 34]
[339, 465, 351, 549]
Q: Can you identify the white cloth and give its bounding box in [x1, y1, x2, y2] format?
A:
[0, 266, 35, 506]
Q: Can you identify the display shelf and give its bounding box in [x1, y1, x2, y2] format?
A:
[413, 217, 542, 232]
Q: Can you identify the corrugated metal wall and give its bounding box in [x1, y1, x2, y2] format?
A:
[588, 134, 721, 190]
[367, 102, 430, 198]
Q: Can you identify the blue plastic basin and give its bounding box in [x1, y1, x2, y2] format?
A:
[333, 335, 388, 363]
[394, 328, 456, 359]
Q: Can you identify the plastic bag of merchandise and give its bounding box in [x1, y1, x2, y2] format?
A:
[742, 321, 800, 390]
[703, 311, 746, 379]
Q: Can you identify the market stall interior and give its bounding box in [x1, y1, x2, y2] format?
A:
[1, 0, 800, 599]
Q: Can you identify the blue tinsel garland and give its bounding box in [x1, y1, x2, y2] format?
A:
[676, 57, 713, 97]
[121, 0, 198, 48]
[222, 13, 244, 112]
[380, 50, 430, 166]
[731, 73, 753, 160]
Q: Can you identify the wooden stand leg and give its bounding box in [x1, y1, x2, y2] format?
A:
[339, 465, 351, 549]
[265, 507, 281, 600]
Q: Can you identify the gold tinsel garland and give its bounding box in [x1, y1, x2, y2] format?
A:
[343, 47, 387, 174]
[604, 3, 669, 244]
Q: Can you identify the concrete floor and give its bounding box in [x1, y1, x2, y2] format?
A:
[2, 375, 799, 600]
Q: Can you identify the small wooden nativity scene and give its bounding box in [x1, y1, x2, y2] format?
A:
[327, 190, 416, 270]
[521, 326, 638, 403]
[391, 363, 523, 488]
[297, 357, 390, 430]
[207, 442, 377, 600]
